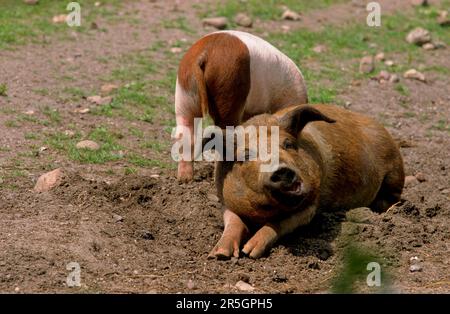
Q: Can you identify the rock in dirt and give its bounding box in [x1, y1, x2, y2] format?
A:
[34, 168, 63, 192]
[389, 74, 400, 83]
[282, 9, 301, 21]
[403, 69, 426, 82]
[52, 14, 67, 24]
[404, 175, 419, 188]
[235, 280, 255, 292]
[415, 172, 427, 182]
[202, 17, 228, 30]
[406, 27, 431, 45]
[437, 10, 450, 27]
[207, 193, 219, 203]
[24, 0, 39, 4]
[87, 95, 112, 105]
[359, 56, 374, 74]
[377, 70, 391, 81]
[384, 60, 395, 67]
[187, 279, 196, 290]
[112, 213, 123, 222]
[313, 45, 327, 53]
[100, 84, 119, 95]
[76, 140, 100, 150]
[410, 0, 428, 6]
[422, 43, 435, 50]
[234, 13, 253, 27]
[409, 264, 423, 272]
[73, 108, 90, 114]
[170, 47, 182, 54]
[375, 52, 385, 61]
[346, 207, 377, 224]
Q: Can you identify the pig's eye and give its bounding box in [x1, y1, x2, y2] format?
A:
[282, 139, 297, 150]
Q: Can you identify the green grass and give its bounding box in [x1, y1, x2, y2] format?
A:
[4, 120, 19, 128]
[395, 84, 410, 96]
[161, 17, 194, 34]
[209, 0, 347, 21]
[42, 106, 61, 124]
[46, 127, 124, 164]
[0, 0, 122, 50]
[0, 83, 7, 96]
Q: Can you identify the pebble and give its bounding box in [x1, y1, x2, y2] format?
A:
[375, 52, 385, 61]
[76, 140, 100, 150]
[52, 14, 67, 24]
[389, 74, 400, 83]
[187, 279, 196, 290]
[202, 17, 228, 30]
[377, 70, 391, 81]
[170, 47, 182, 54]
[112, 213, 123, 222]
[422, 43, 435, 50]
[207, 193, 219, 203]
[74, 108, 90, 114]
[409, 264, 422, 272]
[437, 10, 450, 26]
[404, 175, 419, 188]
[282, 9, 301, 21]
[234, 13, 253, 27]
[385, 60, 395, 67]
[403, 69, 426, 82]
[313, 45, 327, 53]
[34, 168, 63, 192]
[415, 172, 427, 182]
[359, 56, 374, 74]
[406, 27, 431, 45]
[87, 95, 112, 105]
[235, 280, 255, 292]
[100, 84, 119, 95]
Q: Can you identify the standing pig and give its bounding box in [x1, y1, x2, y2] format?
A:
[174, 30, 308, 182]
[209, 104, 404, 259]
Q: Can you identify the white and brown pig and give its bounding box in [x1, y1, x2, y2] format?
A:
[209, 104, 404, 259]
[174, 30, 308, 182]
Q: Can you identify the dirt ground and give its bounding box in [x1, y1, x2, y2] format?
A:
[0, 0, 449, 293]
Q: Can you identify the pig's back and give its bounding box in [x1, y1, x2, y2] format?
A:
[214, 31, 308, 118]
[301, 105, 401, 210]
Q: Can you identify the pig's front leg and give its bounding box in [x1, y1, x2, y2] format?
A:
[242, 206, 317, 259]
[208, 209, 250, 260]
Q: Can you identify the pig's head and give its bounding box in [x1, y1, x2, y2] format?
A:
[222, 105, 336, 226]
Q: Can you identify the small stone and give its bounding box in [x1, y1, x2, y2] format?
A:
[377, 70, 391, 81]
[94, 1, 101, 6]
[202, 17, 228, 30]
[385, 60, 395, 67]
[24, 0, 39, 4]
[411, 0, 428, 6]
[235, 280, 255, 292]
[410, 256, 421, 263]
[87, 95, 112, 105]
[150, 174, 160, 179]
[100, 84, 118, 95]
[313, 45, 327, 53]
[282, 9, 301, 21]
[404, 69, 426, 82]
[207, 193, 219, 203]
[422, 43, 435, 50]
[234, 13, 253, 28]
[74, 108, 90, 114]
[359, 56, 374, 74]
[170, 47, 182, 54]
[406, 27, 431, 45]
[415, 172, 427, 182]
[34, 168, 63, 192]
[389, 74, 400, 83]
[437, 11, 450, 27]
[14, 287, 20, 293]
[187, 279, 196, 290]
[23, 110, 35, 115]
[344, 101, 352, 108]
[375, 52, 385, 61]
[112, 213, 123, 222]
[273, 273, 288, 283]
[52, 14, 67, 24]
[404, 175, 419, 188]
[140, 230, 154, 240]
[38, 146, 48, 154]
[76, 140, 100, 150]
[409, 264, 422, 272]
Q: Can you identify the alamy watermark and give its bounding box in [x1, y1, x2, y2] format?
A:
[367, 2, 381, 27]
[366, 262, 381, 287]
[66, 262, 81, 287]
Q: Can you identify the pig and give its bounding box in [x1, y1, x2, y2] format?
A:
[209, 104, 405, 259]
[174, 30, 308, 182]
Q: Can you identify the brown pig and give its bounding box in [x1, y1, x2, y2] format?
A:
[209, 104, 404, 259]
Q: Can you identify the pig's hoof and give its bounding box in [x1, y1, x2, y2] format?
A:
[177, 162, 193, 183]
[208, 238, 240, 260]
[242, 227, 277, 259]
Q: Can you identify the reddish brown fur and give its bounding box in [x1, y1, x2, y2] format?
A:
[177, 33, 251, 127]
[210, 104, 405, 259]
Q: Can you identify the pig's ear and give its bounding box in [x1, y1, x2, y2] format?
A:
[278, 106, 336, 135]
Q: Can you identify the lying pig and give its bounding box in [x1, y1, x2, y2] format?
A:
[209, 104, 404, 259]
[174, 30, 308, 182]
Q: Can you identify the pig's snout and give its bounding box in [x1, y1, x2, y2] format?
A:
[265, 167, 303, 196]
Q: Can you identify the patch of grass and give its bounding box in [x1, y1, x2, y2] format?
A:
[432, 119, 450, 132]
[127, 153, 173, 169]
[61, 87, 88, 101]
[46, 127, 124, 164]
[4, 120, 19, 128]
[212, 0, 346, 21]
[24, 133, 40, 140]
[161, 17, 194, 34]
[129, 127, 144, 138]
[141, 140, 166, 153]
[0, 0, 122, 50]
[42, 106, 61, 124]
[124, 167, 137, 175]
[403, 111, 416, 118]
[19, 114, 50, 126]
[0, 83, 7, 96]
[395, 84, 410, 96]
[33, 88, 50, 96]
